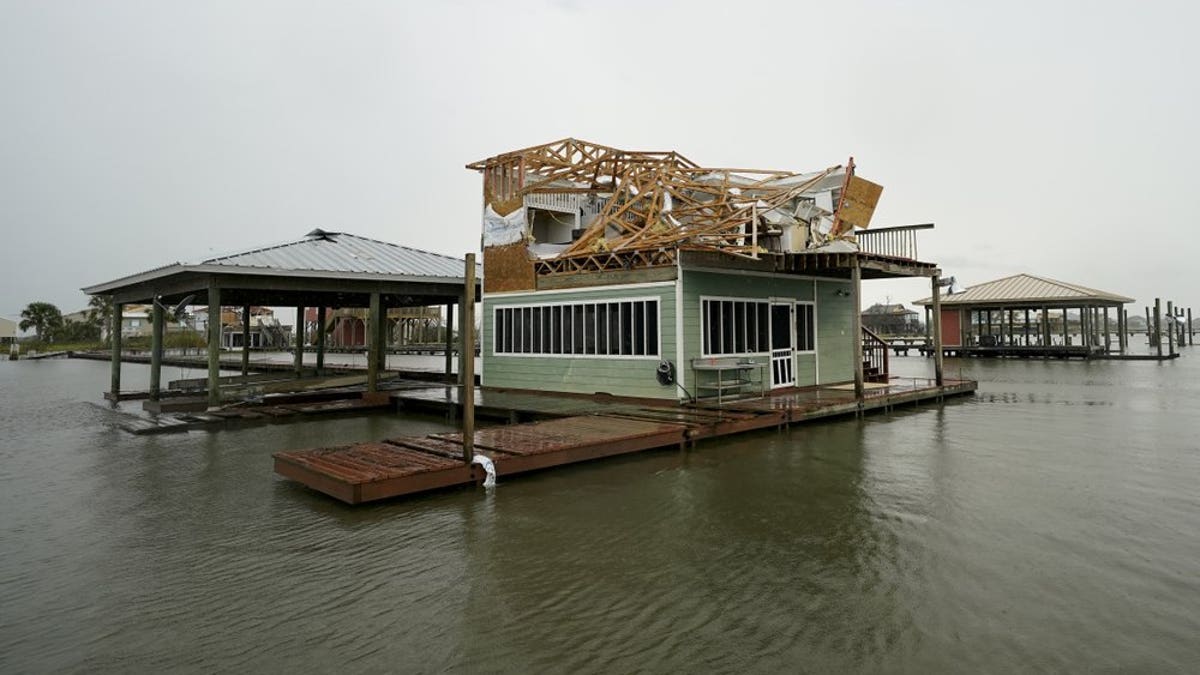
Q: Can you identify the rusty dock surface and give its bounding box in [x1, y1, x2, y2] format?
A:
[274, 378, 977, 504]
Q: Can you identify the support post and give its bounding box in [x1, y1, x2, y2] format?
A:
[1041, 306, 1050, 347]
[1146, 307, 1152, 346]
[241, 305, 251, 377]
[457, 293, 467, 385]
[851, 260, 864, 400]
[1103, 307, 1111, 354]
[462, 253, 476, 464]
[207, 285, 221, 408]
[1154, 298, 1163, 359]
[368, 293, 381, 393]
[924, 305, 931, 356]
[316, 306, 326, 376]
[931, 274, 944, 385]
[1189, 308, 1194, 346]
[294, 305, 305, 377]
[376, 306, 388, 374]
[110, 302, 123, 399]
[444, 302, 455, 378]
[1113, 309, 1123, 355]
[1167, 301, 1175, 357]
[149, 301, 164, 401]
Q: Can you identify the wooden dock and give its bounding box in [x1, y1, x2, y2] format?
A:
[274, 378, 977, 504]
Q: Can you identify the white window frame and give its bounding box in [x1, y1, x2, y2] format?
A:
[491, 296, 661, 360]
[795, 301, 817, 354]
[699, 295, 772, 358]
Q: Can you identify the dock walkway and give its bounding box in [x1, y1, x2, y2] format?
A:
[275, 377, 977, 504]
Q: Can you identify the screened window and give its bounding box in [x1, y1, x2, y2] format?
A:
[701, 298, 771, 356]
[796, 302, 816, 352]
[494, 299, 659, 357]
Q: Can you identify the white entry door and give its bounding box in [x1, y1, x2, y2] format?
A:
[770, 302, 795, 388]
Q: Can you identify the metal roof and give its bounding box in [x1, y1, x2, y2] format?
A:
[914, 273, 1134, 306]
[84, 230, 480, 295]
[201, 229, 470, 277]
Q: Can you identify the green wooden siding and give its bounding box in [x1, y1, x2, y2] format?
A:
[816, 279, 854, 384]
[680, 270, 829, 390]
[481, 283, 678, 399]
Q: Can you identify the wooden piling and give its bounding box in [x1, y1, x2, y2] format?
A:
[1167, 301, 1175, 357]
[1115, 308, 1121, 353]
[1189, 308, 1194, 346]
[110, 302, 123, 399]
[462, 253, 476, 463]
[149, 302, 164, 400]
[316, 306, 326, 375]
[367, 293, 381, 394]
[294, 305, 305, 377]
[931, 274, 944, 385]
[241, 305, 251, 377]
[207, 285, 221, 408]
[852, 260, 864, 400]
[444, 301, 455, 379]
[1154, 299, 1163, 359]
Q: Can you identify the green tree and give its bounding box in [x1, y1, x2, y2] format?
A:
[87, 295, 113, 334]
[19, 302, 63, 342]
[56, 318, 101, 342]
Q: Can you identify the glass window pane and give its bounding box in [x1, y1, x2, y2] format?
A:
[646, 301, 658, 356]
[572, 305, 584, 354]
[552, 305, 562, 354]
[596, 303, 609, 355]
[633, 301, 646, 355]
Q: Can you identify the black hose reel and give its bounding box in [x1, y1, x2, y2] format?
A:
[655, 359, 675, 386]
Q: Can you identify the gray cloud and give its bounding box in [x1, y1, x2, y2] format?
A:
[2, 0, 1197, 321]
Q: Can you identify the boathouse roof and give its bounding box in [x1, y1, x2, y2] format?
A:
[85, 230, 478, 295]
[83, 230, 480, 309]
[914, 273, 1134, 307]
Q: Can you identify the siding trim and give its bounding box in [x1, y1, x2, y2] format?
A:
[682, 265, 828, 283]
[674, 272, 686, 398]
[485, 280, 675, 299]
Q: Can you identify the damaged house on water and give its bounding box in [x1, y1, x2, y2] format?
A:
[467, 138, 951, 401]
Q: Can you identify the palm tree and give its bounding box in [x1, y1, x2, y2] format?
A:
[19, 302, 63, 342]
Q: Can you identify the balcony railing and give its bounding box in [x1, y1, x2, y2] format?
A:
[856, 223, 933, 261]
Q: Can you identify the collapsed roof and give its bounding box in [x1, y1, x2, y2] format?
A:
[466, 138, 883, 260]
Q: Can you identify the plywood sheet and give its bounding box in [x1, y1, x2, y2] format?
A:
[837, 175, 883, 231]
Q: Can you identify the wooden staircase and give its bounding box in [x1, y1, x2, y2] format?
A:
[862, 327, 890, 383]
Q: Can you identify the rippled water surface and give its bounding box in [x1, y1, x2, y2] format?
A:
[2, 353, 1199, 672]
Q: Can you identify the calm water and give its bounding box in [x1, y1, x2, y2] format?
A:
[1, 351, 1199, 672]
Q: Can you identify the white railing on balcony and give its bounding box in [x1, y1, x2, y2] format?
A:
[856, 223, 934, 261]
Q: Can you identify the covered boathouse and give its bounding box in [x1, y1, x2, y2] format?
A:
[83, 230, 480, 408]
[467, 138, 954, 401]
[914, 273, 1134, 358]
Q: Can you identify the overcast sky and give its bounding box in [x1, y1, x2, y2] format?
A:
[3, 0, 1198, 324]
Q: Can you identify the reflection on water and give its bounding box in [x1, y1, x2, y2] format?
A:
[1, 355, 1199, 672]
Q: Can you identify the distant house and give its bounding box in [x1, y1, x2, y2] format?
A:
[311, 306, 444, 348]
[117, 304, 153, 338]
[861, 303, 921, 335]
[194, 306, 290, 349]
[0, 317, 15, 344]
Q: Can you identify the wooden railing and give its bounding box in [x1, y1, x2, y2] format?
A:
[862, 326, 890, 382]
[856, 223, 933, 261]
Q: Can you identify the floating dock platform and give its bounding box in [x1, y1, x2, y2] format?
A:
[274, 378, 977, 504]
